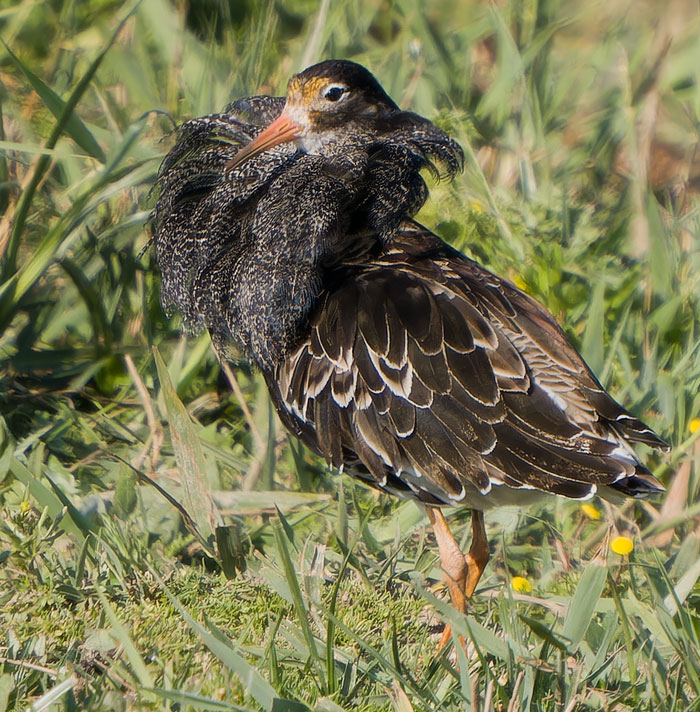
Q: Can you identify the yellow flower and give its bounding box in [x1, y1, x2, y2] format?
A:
[511, 576, 532, 593]
[581, 503, 601, 520]
[690, 418, 700, 434]
[19, 500, 31, 515]
[611, 536, 634, 556]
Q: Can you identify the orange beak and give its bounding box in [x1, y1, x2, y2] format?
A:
[226, 112, 302, 170]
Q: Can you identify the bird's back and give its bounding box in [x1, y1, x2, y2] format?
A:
[269, 222, 666, 509]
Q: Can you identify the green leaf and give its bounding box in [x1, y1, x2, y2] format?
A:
[216, 524, 247, 578]
[272, 521, 325, 681]
[274, 505, 296, 550]
[561, 559, 607, 649]
[43, 472, 94, 538]
[664, 555, 700, 617]
[59, 257, 112, 350]
[0, 416, 12, 484]
[581, 278, 606, 375]
[26, 676, 78, 712]
[114, 467, 138, 518]
[213, 490, 331, 515]
[646, 193, 676, 299]
[0, 673, 13, 712]
[153, 345, 218, 550]
[520, 614, 570, 652]
[271, 701, 312, 712]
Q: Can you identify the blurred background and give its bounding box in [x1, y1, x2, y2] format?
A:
[1, 1, 699, 710]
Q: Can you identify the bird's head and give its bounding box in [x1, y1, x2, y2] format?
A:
[227, 60, 400, 168]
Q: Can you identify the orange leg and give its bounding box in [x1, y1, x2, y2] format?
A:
[426, 507, 489, 647]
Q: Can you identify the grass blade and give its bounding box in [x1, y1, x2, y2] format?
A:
[95, 583, 155, 688]
[28, 676, 78, 712]
[561, 559, 607, 649]
[0, 673, 12, 712]
[146, 687, 253, 710]
[153, 345, 219, 551]
[272, 519, 325, 683]
[581, 278, 606, 374]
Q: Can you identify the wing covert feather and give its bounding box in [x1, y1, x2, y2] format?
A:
[270, 226, 665, 506]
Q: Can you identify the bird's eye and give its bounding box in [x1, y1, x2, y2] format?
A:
[323, 85, 347, 102]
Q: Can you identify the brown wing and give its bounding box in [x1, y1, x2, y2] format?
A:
[268, 224, 666, 507]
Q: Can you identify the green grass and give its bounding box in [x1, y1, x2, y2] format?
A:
[1, 0, 699, 710]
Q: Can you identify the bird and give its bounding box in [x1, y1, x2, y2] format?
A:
[152, 59, 667, 630]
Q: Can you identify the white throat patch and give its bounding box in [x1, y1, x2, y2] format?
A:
[284, 103, 332, 155]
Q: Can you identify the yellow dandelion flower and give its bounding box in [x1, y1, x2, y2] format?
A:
[690, 418, 700, 434]
[611, 535, 634, 556]
[511, 576, 532, 593]
[581, 503, 601, 520]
